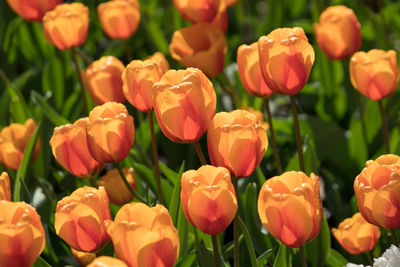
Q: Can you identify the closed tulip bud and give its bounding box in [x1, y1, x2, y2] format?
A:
[237, 42, 274, 98]
[55, 186, 111, 252]
[169, 23, 227, 77]
[207, 110, 268, 178]
[332, 212, 380, 255]
[258, 27, 315, 95]
[105, 203, 179, 267]
[173, 0, 223, 24]
[6, 0, 61, 22]
[146, 52, 170, 75]
[82, 56, 126, 105]
[153, 68, 216, 143]
[71, 248, 96, 267]
[43, 3, 89, 50]
[258, 171, 322, 248]
[181, 165, 237, 235]
[0, 119, 41, 170]
[98, 0, 140, 40]
[50, 118, 104, 178]
[0, 201, 45, 267]
[88, 256, 128, 267]
[240, 107, 269, 131]
[97, 168, 136, 206]
[350, 49, 398, 101]
[0, 172, 11, 201]
[87, 102, 135, 163]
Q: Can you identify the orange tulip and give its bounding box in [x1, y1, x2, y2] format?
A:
[207, 109, 268, 178]
[173, 0, 224, 24]
[169, 23, 227, 77]
[258, 27, 315, 95]
[237, 42, 274, 97]
[0, 201, 45, 267]
[227, 0, 240, 6]
[0, 172, 11, 201]
[314, 5, 361, 60]
[350, 49, 398, 101]
[0, 118, 41, 170]
[98, 0, 140, 40]
[43, 3, 89, 50]
[71, 248, 96, 267]
[55, 186, 111, 252]
[257, 171, 322, 248]
[181, 165, 237, 235]
[153, 68, 216, 143]
[82, 56, 126, 105]
[105, 203, 179, 267]
[87, 102, 135, 163]
[211, 8, 228, 32]
[6, 0, 61, 22]
[97, 168, 136, 206]
[146, 52, 170, 75]
[88, 256, 128, 267]
[240, 107, 269, 131]
[332, 212, 380, 255]
[50, 118, 104, 178]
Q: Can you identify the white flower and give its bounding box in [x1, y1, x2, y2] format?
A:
[346, 264, 366, 267]
[373, 245, 400, 267]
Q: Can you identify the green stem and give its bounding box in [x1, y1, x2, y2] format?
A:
[148, 111, 163, 204]
[238, 216, 257, 267]
[217, 74, 241, 109]
[290, 95, 305, 172]
[75, 48, 93, 65]
[364, 251, 373, 266]
[134, 143, 154, 168]
[300, 245, 307, 267]
[391, 229, 398, 245]
[233, 177, 239, 267]
[211, 234, 221, 267]
[193, 141, 207, 165]
[378, 100, 390, 153]
[116, 162, 147, 203]
[124, 39, 133, 62]
[71, 47, 89, 115]
[264, 98, 282, 173]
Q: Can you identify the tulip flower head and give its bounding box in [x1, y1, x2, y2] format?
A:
[6, 0, 61, 22]
[146, 52, 170, 75]
[258, 27, 315, 95]
[173, 0, 225, 24]
[0, 172, 11, 201]
[71, 248, 96, 267]
[181, 165, 237, 235]
[258, 171, 322, 248]
[88, 256, 128, 267]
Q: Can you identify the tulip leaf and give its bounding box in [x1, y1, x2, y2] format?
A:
[159, 161, 179, 185]
[285, 135, 319, 175]
[33, 256, 52, 267]
[42, 55, 64, 110]
[305, 213, 331, 267]
[169, 161, 185, 225]
[326, 249, 348, 267]
[175, 253, 196, 267]
[273, 242, 292, 267]
[238, 215, 257, 267]
[31, 91, 69, 126]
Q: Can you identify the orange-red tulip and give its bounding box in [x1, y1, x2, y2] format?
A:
[0, 119, 41, 170]
[97, 168, 136, 206]
[146, 52, 170, 75]
[314, 5, 361, 60]
[211, 8, 228, 32]
[350, 49, 398, 101]
[55, 186, 111, 252]
[227, 0, 240, 6]
[43, 3, 89, 50]
[181, 165, 237, 235]
[82, 56, 126, 105]
[105, 203, 179, 267]
[71, 248, 96, 267]
[258, 171, 322, 248]
[97, 0, 140, 40]
[237, 42, 274, 97]
[173, 0, 224, 24]
[88, 256, 128, 267]
[207, 109, 268, 177]
[0, 172, 11, 201]
[258, 27, 315, 95]
[87, 102, 135, 163]
[153, 68, 216, 143]
[169, 23, 227, 77]
[50, 118, 104, 178]
[332, 212, 380, 255]
[6, 0, 61, 22]
[0, 201, 45, 267]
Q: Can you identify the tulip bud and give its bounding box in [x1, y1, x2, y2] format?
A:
[0, 119, 41, 170]
[98, 0, 140, 40]
[88, 256, 128, 267]
[0, 172, 11, 201]
[43, 3, 89, 50]
[207, 110, 268, 178]
[50, 118, 104, 178]
[82, 56, 126, 105]
[258, 171, 322, 248]
[332, 212, 380, 255]
[0, 201, 45, 267]
[6, 0, 61, 22]
[240, 107, 269, 131]
[173, 0, 224, 24]
[55, 186, 112, 252]
[350, 49, 398, 101]
[181, 165, 237, 235]
[146, 52, 170, 75]
[153, 68, 216, 143]
[169, 23, 227, 77]
[258, 27, 315, 95]
[71, 248, 96, 267]
[105, 203, 179, 267]
[87, 102, 135, 163]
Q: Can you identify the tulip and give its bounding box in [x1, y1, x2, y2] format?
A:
[0, 172, 11, 201]
[0, 201, 45, 267]
[173, 0, 224, 24]
[0, 119, 41, 170]
[146, 52, 170, 75]
[88, 256, 128, 267]
[82, 56, 126, 105]
[97, 168, 136, 206]
[97, 0, 140, 40]
[6, 0, 61, 22]
[43, 3, 89, 50]
[169, 23, 227, 77]
[207, 109, 268, 178]
[105, 203, 179, 267]
[71, 248, 96, 267]
[350, 49, 398, 101]
[153, 68, 216, 143]
[50, 118, 104, 178]
[257, 171, 322, 248]
[237, 42, 274, 98]
[332, 212, 380, 255]
[314, 5, 361, 60]
[240, 107, 269, 131]
[87, 102, 135, 163]
[211, 8, 228, 32]
[55, 186, 111, 252]
[258, 27, 315, 95]
[227, 0, 240, 6]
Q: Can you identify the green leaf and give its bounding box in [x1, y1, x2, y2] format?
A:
[168, 161, 185, 225]
[285, 135, 319, 175]
[175, 253, 196, 267]
[273, 242, 292, 267]
[305, 213, 331, 267]
[196, 242, 216, 267]
[3, 71, 31, 123]
[326, 249, 348, 267]
[31, 91, 69, 126]
[238, 215, 257, 267]
[159, 161, 179, 185]
[33, 256, 52, 267]
[42, 55, 64, 110]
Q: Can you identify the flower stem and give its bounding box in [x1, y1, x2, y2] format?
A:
[71, 47, 89, 115]
[216, 74, 241, 109]
[391, 229, 398, 245]
[233, 177, 239, 267]
[290, 95, 305, 172]
[211, 234, 221, 267]
[116, 162, 147, 204]
[300, 245, 307, 267]
[378, 100, 390, 153]
[148, 111, 163, 204]
[193, 141, 207, 165]
[124, 39, 133, 62]
[264, 98, 282, 173]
